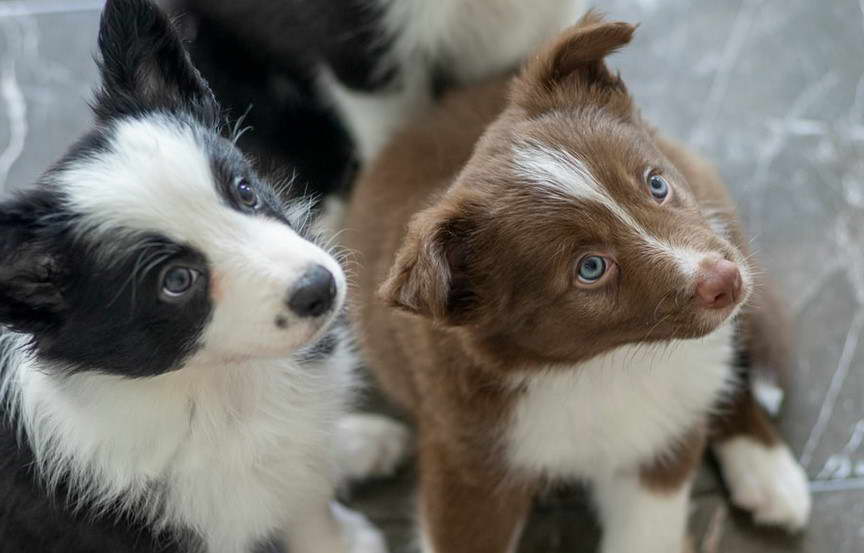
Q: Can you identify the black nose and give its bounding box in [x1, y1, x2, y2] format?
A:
[287, 265, 336, 318]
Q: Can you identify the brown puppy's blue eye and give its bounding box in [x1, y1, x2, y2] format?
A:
[578, 255, 606, 283]
[648, 174, 669, 200]
[235, 177, 259, 208]
[161, 266, 199, 298]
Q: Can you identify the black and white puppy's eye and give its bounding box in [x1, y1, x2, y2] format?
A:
[233, 177, 259, 209]
[577, 255, 607, 284]
[160, 266, 200, 299]
[647, 173, 670, 202]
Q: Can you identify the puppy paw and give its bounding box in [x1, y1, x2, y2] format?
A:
[331, 502, 388, 553]
[336, 414, 411, 481]
[715, 437, 811, 531]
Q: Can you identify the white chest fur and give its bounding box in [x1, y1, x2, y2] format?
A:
[505, 325, 735, 481]
[5, 336, 354, 553]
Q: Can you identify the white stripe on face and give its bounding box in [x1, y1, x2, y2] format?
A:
[511, 142, 721, 281]
[512, 141, 647, 235]
[60, 116, 235, 246]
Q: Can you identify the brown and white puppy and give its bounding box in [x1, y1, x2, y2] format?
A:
[345, 13, 811, 553]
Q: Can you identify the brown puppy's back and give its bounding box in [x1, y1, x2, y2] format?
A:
[346, 80, 510, 414]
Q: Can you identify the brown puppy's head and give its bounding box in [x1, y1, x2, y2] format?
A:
[380, 12, 752, 368]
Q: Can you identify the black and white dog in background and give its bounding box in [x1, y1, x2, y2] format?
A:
[0, 1, 407, 552]
[161, 0, 587, 202]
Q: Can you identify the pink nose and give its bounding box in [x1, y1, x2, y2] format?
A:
[695, 258, 742, 309]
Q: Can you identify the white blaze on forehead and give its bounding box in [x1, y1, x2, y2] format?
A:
[511, 142, 721, 280]
[55, 114, 341, 288]
[512, 141, 646, 234]
[59, 116, 233, 245]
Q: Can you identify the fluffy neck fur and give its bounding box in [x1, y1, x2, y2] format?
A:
[0, 330, 354, 552]
[506, 323, 737, 480]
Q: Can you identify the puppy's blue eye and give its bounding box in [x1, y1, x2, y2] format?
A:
[648, 174, 669, 201]
[234, 177, 259, 208]
[577, 255, 606, 283]
[161, 266, 199, 298]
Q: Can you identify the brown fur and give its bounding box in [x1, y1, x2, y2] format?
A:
[640, 428, 707, 493]
[345, 12, 791, 552]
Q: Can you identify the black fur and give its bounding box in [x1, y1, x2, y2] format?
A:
[93, 0, 219, 125]
[0, 187, 214, 379]
[0, 1, 332, 550]
[0, 189, 71, 337]
[165, 0, 402, 201]
[177, 11, 359, 201]
[295, 326, 340, 363]
[205, 130, 293, 224]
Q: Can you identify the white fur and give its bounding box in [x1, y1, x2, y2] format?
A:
[3, 329, 365, 553]
[319, 65, 431, 163]
[672, 248, 710, 279]
[321, 0, 584, 163]
[331, 503, 389, 553]
[714, 437, 811, 530]
[513, 141, 613, 210]
[506, 324, 735, 480]
[593, 472, 692, 553]
[378, 0, 583, 84]
[286, 502, 387, 553]
[0, 116, 408, 552]
[59, 117, 346, 357]
[753, 376, 785, 416]
[504, 326, 735, 551]
[336, 414, 412, 481]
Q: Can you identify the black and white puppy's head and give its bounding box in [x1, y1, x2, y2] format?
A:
[0, 0, 345, 377]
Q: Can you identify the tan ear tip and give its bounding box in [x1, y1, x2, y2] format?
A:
[377, 277, 414, 313]
[376, 278, 397, 305]
[599, 20, 638, 42]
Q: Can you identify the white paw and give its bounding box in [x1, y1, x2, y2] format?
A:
[753, 376, 785, 417]
[331, 502, 388, 553]
[714, 437, 811, 531]
[336, 414, 411, 481]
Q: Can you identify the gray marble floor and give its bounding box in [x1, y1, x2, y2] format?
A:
[2, 0, 863, 552]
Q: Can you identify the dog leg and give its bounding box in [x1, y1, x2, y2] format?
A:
[418, 440, 533, 553]
[335, 413, 412, 481]
[711, 287, 811, 531]
[711, 389, 811, 530]
[285, 501, 387, 553]
[594, 431, 704, 553]
[593, 473, 693, 553]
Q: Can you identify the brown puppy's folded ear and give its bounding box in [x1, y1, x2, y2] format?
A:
[379, 205, 475, 325]
[514, 10, 636, 111]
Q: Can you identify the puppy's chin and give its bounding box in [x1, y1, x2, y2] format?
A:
[290, 311, 340, 348]
[666, 303, 742, 341]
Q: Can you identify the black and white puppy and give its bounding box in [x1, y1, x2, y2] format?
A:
[162, 0, 587, 200]
[0, 1, 407, 552]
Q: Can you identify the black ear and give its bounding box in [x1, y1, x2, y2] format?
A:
[93, 0, 218, 123]
[0, 195, 68, 335]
